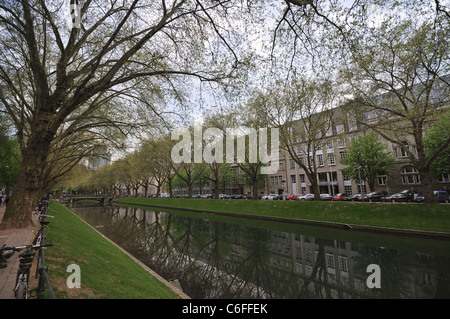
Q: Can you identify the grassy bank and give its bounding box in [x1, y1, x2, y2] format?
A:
[44, 201, 181, 299]
[119, 197, 450, 234]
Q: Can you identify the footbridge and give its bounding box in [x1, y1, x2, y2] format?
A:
[60, 195, 114, 206]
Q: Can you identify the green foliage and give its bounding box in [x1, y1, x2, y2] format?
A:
[0, 118, 21, 187]
[340, 133, 395, 191]
[424, 111, 450, 178]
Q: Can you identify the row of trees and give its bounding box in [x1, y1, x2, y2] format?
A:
[1, 1, 449, 227]
[62, 110, 270, 199]
[61, 115, 401, 200]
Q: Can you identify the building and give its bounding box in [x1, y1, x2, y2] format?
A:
[269, 101, 450, 197]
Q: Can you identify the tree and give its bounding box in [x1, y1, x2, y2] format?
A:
[340, 18, 450, 204]
[250, 78, 336, 199]
[0, 117, 21, 193]
[0, 0, 248, 227]
[340, 133, 395, 193]
[424, 110, 450, 180]
[202, 111, 239, 199]
[173, 162, 207, 198]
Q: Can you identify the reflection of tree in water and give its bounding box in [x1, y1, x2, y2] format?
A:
[297, 239, 327, 298]
[147, 215, 275, 298]
[78, 206, 275, 298]
[71, 204, 450, 299]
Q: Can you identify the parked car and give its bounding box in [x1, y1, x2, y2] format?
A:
[332, 193, 348, 201]
[267, 194, 280, 200]
[219, 194, 231, 199]
[348, 193, 363, 201]
[363, 192, 386, 202]
[159, 193, 169, 198]
[299, 194, 315, 201]
[434, 190, 449, 203]
[389, 190, 414, 202]
[413, 193, 424, 203]
[287, 194, 302, 200]
[258, 194, 267, 200]
[320, 193, 333, 201]
[244, 194, 253, 200]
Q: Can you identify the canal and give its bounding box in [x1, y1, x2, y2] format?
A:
[69, 203, 450, 299]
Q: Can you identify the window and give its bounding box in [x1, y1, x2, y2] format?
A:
[338, 256, 348, 272]
[290, 159, 296, 169]
[401, 167, 420, 184]
[326, 254, 335, 269]
[338, 138, 346, 148]
[328, 153, 336, 166]
[300, 174, 306, 183]
[291, 175, 296, 183]
[339, 151, 347, 159]
[394, 147, 408, 158]
[306, 249, 312, 262]
[336, 124, 345, 135]
[317, 154, 324, 167]
[319, 172, 328, 183]
[343, 172, 350, 181]
[296, 145, 303, 155]
[344, 185, 352, 195]
[326, 140, 334, 149]
[377, 175, 387, 185]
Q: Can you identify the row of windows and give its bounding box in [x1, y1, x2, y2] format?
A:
[289, 167, 448, 189]
[289, 152, 346, 170]
[294, 138, 349, 156]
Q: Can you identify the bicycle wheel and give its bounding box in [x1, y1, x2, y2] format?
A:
[15, 281, 27, 299]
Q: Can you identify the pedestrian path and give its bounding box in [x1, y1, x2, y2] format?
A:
[0, 205, 39, 299]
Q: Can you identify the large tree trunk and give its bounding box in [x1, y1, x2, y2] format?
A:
[421, 168, 437, 204]
[1, 120, 55, 229]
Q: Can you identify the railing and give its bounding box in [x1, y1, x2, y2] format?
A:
[36, 243, 55, 299]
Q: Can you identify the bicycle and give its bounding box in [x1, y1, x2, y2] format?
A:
[0, 199, 56, 299]
[32, 202, 56, 247]
[0, 241, 53, 299]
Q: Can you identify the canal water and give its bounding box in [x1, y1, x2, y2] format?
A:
[69, 203, 450, 299]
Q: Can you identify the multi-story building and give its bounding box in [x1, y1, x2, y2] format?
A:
[266, 98, 450, 197]
[168, 85, 449, 198]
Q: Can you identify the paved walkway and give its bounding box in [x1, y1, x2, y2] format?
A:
[0, 205, 39, 299]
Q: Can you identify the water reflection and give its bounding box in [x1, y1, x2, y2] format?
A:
[70, 204, 450, 299]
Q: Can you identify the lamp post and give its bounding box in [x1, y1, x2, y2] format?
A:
[358, 165, 364, 201]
